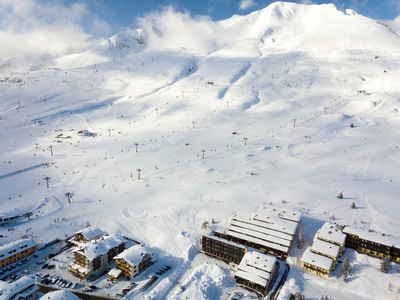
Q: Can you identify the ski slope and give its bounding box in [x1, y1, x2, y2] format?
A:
[1, 2, 400, 299]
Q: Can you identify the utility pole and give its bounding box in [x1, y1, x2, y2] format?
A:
[134, 143, 139, 153]
[49, 145, 53, 156]
[226, 101, 229, 108]
[65, 192, 74, 204]
[192, 121, 196, 129]
[43, 177, 51, 188]
[243, 137, 248, 145]
[155, 108, 158, 114]
[324, 107, 329, 114]
[108, 129, 112, 137]
[137, 169, 141, 180]
[201, 150, 205, 159]
[293, 119, 296, 128]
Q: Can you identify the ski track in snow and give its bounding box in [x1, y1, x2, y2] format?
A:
[1, 3, 400, 300]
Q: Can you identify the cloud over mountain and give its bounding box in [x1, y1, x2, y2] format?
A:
[0, 0, 110, 61]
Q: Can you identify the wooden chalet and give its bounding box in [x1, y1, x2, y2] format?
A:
[0, 239, 36, 269]
[68, 234, 125, 279]
[70, 227, 106, 245]
[343, 226, 400, 263]
[113, 244, 154, 279]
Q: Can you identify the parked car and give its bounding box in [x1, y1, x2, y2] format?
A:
[21, 270, 29, 275]
[82, 288, 93, 292]
[36, 259, 44, 265]
[89, 285, 97, 290]
[42, 264, 48, 269]
[47, 264, 55, 269]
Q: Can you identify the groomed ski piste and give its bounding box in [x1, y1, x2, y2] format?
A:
[1, 2, 400, 299]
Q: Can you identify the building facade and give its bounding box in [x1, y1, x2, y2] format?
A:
[343, 226, 400, 263]
[234, 250, 277, 296]
[301, 223, 344, 278]
[201, 235, 247, 264]
[213, 205, 301, 259]
[301, 248, 334, 279]
[70, 227, 106, 244]
[68, 234, 125, 279]
[114, 245, 154, 279]
[0, 239, 36, 269]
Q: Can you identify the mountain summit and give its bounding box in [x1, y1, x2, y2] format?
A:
[1, 2, 400, 299]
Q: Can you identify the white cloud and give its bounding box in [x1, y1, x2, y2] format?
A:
[0, 0, 112, 61]
[300, 0, 314, 5]
[136, 7, 248, 55]
[382, 15, 400, 35]
[239, 0, 256, 11]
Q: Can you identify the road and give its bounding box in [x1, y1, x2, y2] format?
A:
[268, 260, 290, 300]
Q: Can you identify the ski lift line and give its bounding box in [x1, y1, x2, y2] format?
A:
[0, 162, 49, 180]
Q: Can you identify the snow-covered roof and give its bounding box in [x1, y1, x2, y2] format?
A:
[113, 244, 152, 266]
[108, 268, 122, 278]
[226, 229, 289, 253]
[229, 221, 291, 247]
[75, 226, 105, 241]
[235, 250, 276, 287]
[39, 290, 80, 300]
[69, 262, 91, 275]
[343, 226, 400, 248]
[234, 214, 298, 236]
[256, 205, 302, 223]
[311, 237, 340, 259]
[301, 248, 333, 271]
[0, 276, 38, 300]
[204, 235, 247, 249]
[317, 223, 346, 246]
[73, 234, 124, 261]
[0, 239, 36, 262]
[231, 218, 293, 242]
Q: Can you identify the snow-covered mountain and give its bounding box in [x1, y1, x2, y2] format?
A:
[1, 2, 400, 299]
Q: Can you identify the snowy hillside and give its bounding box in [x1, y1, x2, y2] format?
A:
[1, 2, 400, 299]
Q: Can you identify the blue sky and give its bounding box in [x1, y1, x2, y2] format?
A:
[0, 0, 399, 60]
[80, 0, 400, 29]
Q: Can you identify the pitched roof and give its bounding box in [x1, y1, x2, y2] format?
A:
[39, 290, 80, 300]
[75, 227, 105, 240]
[0, 276, 38, 300]
[108, 268, 122, 278]
[0, 239, 36, 262]
[73, 234, 124, 261]
[114, 244, 152, 266]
